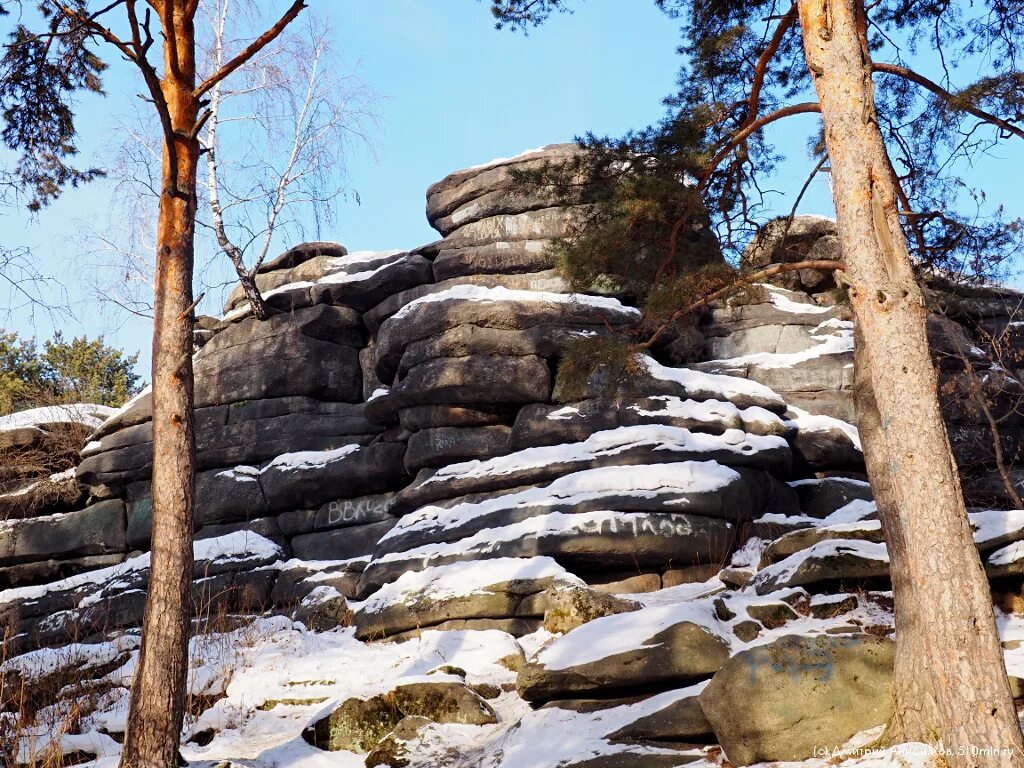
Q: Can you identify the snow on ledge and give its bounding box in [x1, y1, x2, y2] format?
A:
[0, 531, 283, 606]
[421, 424, 787, 488]
[390, 284, 641, 321]
[641, 356, 787, 409]
[386, 461, 743, 542]
[357, 556, 577, 614]
[0, 403, 117, 432]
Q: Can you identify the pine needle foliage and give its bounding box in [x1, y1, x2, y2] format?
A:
[490, 0, 1024, 287]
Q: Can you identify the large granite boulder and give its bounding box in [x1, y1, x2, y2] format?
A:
[700, 634, 893, 765]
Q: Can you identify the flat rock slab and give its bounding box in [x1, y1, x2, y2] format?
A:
[366, 355, 552, 426]
[259, 442, 408, 511]
[291, 519, 397, 562]
[426, 144, 583, 234]
[363, 270, 571, 335]
[0, 500, 126, 567]
[361, 509, 736, 593]
[81, 398, 380, 487]
[433, 240, 557, 281]
[751, 539, 890, 594]
[561, 355, 788, 414]
[510, 397, 787, 452]
[391, 426, 789, 515]
[700, 634, 893, 765]
[518, 604, 730, 702]
[438, 206, 586, 250]
[404, 425, 512, 473]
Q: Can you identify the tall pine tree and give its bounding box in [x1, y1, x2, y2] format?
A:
[1, 3, 307, 765]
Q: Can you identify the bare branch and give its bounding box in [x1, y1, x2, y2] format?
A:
[194, 0, 307, 98]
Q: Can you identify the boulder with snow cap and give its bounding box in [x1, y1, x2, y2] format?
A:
[751, 539, 890, 594]
[517, 601, 731, 702]
[353, 557, 575, 639]
[700, 633, 893, 765]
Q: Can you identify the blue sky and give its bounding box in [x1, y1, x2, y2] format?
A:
[2, 1, 1021, 374]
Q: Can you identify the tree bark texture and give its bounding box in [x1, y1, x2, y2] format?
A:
[119, 2, 199, 766]
[796, 0, 1024, 763]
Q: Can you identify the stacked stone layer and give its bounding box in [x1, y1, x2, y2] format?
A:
[3, 146, 1024, 767]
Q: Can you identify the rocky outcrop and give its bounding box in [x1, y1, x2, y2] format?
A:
[4, 147, 1024, 768]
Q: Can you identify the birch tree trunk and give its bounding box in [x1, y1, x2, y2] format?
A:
[119, 2, 200, 765]
[796, 0, 1024, 763]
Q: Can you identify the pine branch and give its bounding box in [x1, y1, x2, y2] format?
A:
[873, 62, 1024, 141]
[642, 259, 846, 348]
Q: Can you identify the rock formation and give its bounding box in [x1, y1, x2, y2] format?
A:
[2, 145, 1024, 768]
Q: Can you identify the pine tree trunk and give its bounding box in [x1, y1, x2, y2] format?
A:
[119, 3, 199, 766]
[796, 0, 1024, 763]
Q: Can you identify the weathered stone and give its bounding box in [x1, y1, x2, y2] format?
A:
[0, 500, 126, 566]
[291, 519, 397, 562]
[271, 561, 365, 605]
[606, 690, 713, 742]
[196, 517, 285, 546]
[404, 426, 511, 473]
[305, 695, 403, 753]
[510, 397, 787, 452]
[395, 324, 622, 380]
[752, 539, 889, 594]
[195, 304, 364, 408]
[556, 354, 788, 414]
[700, 634, 893, 765]
[788, 420, 863, 469]
[790, 477, 873, 518]
[374, 289, 636, 384]
[518, 616, 731, 702]
[259, 442, 407, 510]
[79, 399, 379, 489]
[741, 215, 842, 292]
[543, 584, 639, 634]
[390, 432, 789, 517]
[760, 522, 885, 567]
[309, 253, 434, 311]
[366, 356, 552, 426]
[390, 681, 497, 725]
[0, 554, 125, 590]
[354, 560, 567, 639]
[361, 509, 737, 595]
[363, 716, 433, 768]
[426, 144, 584, 232]
[363, 269, 572, 335]
[257, 241, 347, 274]
[438, 206, 586, 250]
[398, 404, 516, 431]
[432, 240, 557, 280]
